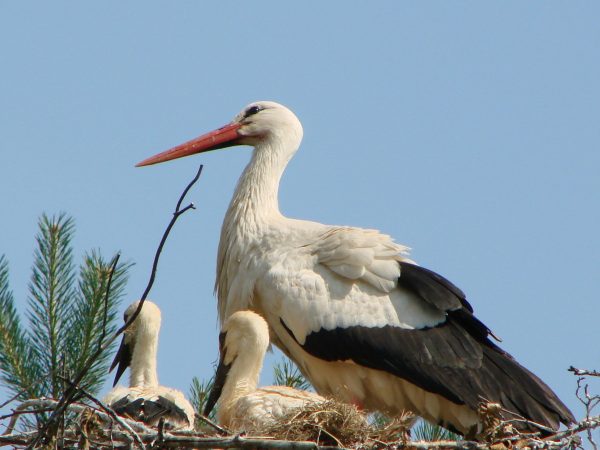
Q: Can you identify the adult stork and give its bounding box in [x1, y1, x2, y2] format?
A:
[104, 300, 195, 430]
[203, 310, 327, 431]
[137, 101, 574, 436]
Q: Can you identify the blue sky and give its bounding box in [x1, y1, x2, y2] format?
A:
[1, 1, 599, 430]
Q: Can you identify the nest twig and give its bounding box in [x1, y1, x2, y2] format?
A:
[257, 400, 370, 447]
[253, 399, 415, 448]
[2, 397, 600, 449]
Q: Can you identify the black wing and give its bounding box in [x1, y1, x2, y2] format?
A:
[146, 396, 192, 429]
[110, 397, 145, 422]
[110, 396, 191, 429]
[284, 262, 575, 431]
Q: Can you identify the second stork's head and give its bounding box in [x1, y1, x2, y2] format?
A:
[109, 300, 162, 387]
[202, 311, 270, 418]
[136, 101, 304, 168]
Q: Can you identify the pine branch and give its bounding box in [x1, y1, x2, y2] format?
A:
[0, 215, 133, 434]
[412, 419, 462, 442]
[273, 356, 311, 391]
[189, 375, 231, 434]
[0, 256, 41, 400]
[64, 250, 132, 395]
[26, 213, 76, 398]
[189, 375, 218, 424]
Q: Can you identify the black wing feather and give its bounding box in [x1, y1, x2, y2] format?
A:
[146, 396, 191, 427]
[398, 262, 471, 312]
[287, 262, 575, 431]
[110, 396, 190, 429]
[111, 397, 145, 422]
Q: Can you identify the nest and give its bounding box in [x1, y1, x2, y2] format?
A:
[256, 399, 415, 447]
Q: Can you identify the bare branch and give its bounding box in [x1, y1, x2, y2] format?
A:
[152, 417, 166, 449]
[537, 415, 600, 448]
[115, 164, 203, 346]
[0, 390, 28, 410]
[1, 398, 54, 436]
[570, 366, 600, 377]
[195, 413, 229, 435]
[0, 430, 37, 447]
[574, 376, 600, 450]
[176, 164, 203, 212]
[3, 399, 153, 444]
[96, 253, 121, 355]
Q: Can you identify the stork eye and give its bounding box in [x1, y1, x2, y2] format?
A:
[245, 106, 262, 117]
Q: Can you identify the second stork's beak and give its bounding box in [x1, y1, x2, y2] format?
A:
[136, 122, 242, 167]
[110, 336, 133, 387]
[202, 331, 232, 418]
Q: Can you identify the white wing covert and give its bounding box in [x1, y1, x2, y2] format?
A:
[258, 226, 446, 344]
[313, 227, 409, 293]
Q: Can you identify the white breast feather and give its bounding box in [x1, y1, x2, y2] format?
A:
[230, 386, 324, 430]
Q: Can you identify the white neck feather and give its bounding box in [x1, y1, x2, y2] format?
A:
[129, 324, 160, 388]
[225, 141, 291, 232]
[217, 345, 265, 425]
[216, 136, 298, 317]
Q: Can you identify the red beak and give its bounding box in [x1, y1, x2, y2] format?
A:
[136, 122, 242, 167]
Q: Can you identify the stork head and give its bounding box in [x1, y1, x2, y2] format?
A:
[136, 101, 303, 167]
[219, 310, 270, 365]
[203, 311, 270, 417]
[109, 300, 162, 386]
[123, 300, 162, 339]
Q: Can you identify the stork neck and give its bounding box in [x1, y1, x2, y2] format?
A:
[225, 141, 291, 231]
[217, 348, 264, 423]
[129, 328, 159, 388]
[216, 135, 299, 318]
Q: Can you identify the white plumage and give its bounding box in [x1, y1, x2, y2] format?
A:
[137, 101, 574, 436]
[103, 300, 195, 430]
[203, 310, 325, 431]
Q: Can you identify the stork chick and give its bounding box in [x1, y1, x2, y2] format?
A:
[103, 300, 195, 430]
[203, 310, 326, 431]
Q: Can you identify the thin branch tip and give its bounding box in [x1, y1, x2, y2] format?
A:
[570, 366, 600, 377]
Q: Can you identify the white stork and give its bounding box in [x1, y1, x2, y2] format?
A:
[104, 300, 195, 430]
[137, 101, 574, 436]
[203, 310, 326, 431]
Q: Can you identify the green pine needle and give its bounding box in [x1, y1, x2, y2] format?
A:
[65, 250, 132, 395]
[189, 375, 216, 425]
[273, 356, 311, 391]
[26, 213, 76, 398]
[411, 419, 461, 441]
[0, 213, 131, 412]
[0, 256, 42, 400]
